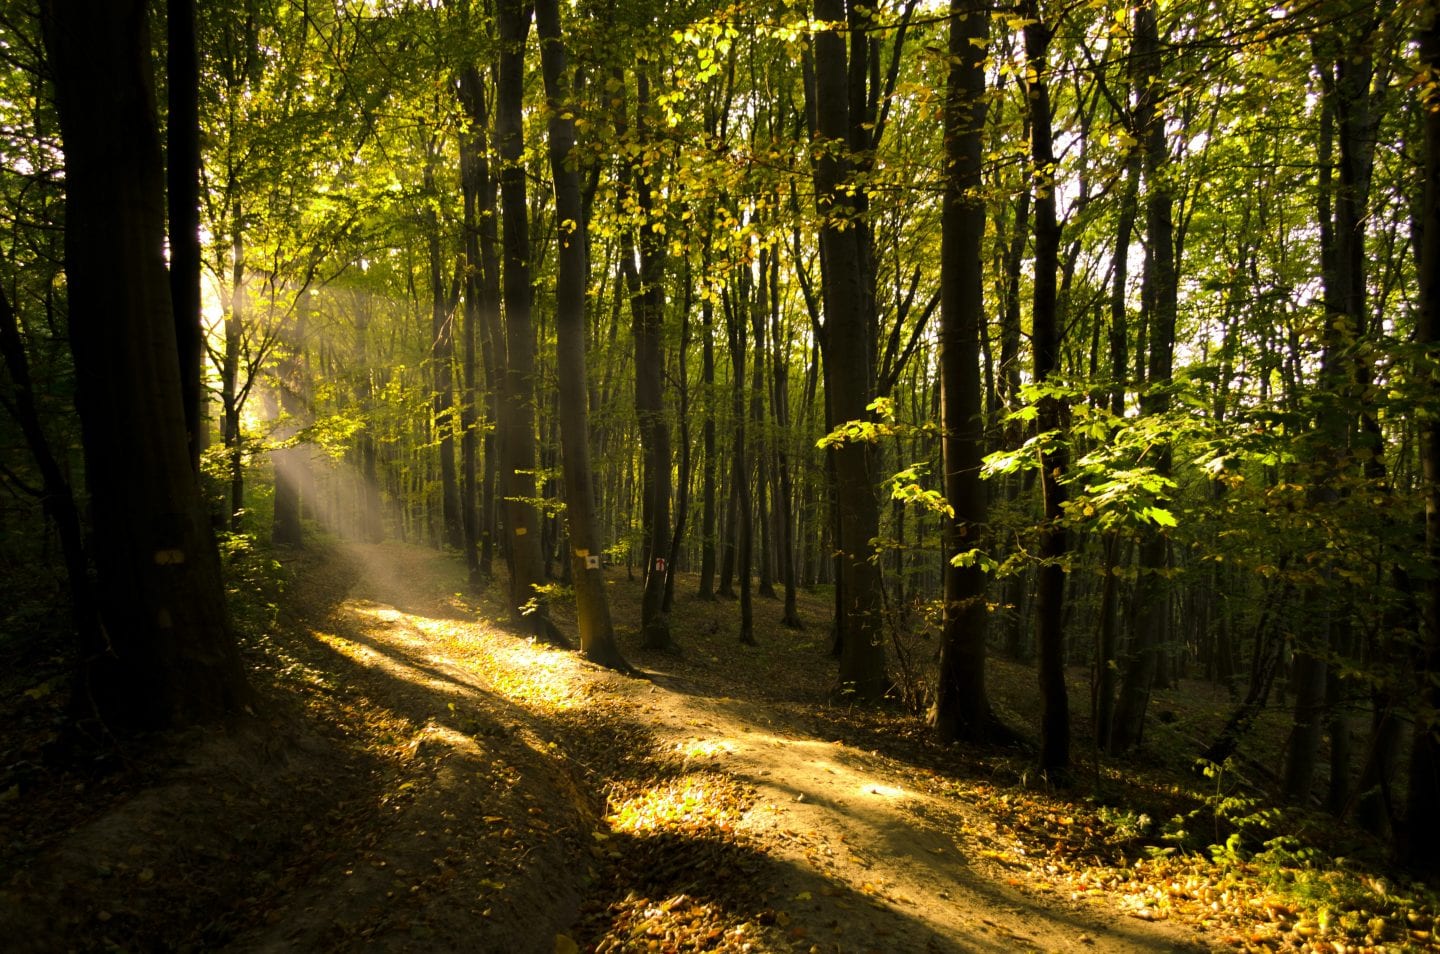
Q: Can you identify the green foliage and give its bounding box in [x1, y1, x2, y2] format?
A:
[217, 530, 287, 647]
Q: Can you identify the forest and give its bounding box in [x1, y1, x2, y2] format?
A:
[1, 0, 1439, 950]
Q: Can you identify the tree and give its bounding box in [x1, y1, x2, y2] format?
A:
[167, 0, 203, 467]
[535, 0, 628, 669]
[1406, 0, 1440, 872]
[929, 0, 996, 744]
[616, 64, 677, 653]
[494, 0, 561, 641]
[809, 0, 887, 701]
[40, 0, 248, 727]
[1023, 0, 1071, 779]
[1108, 0, 1178, 755]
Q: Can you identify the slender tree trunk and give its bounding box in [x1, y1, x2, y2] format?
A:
[1109, 0, 1177, 754]
[718, 459, 737, 598]
[1023, 5, 1070, 778]
[729, 276, 754, 645]
[1405, 4, 1440, 873]
[618, 70, 675, 651]
[930, 0, 994, 743]
[457, 69, 487, 585]
[698, 265, 719, 600]
[811, 0, 886, 699]
[167, 0, 203, 466]
[270, 292, 308, 548]
[771, 244, 801, 627]
[223, 202, 245, 532]
[496, 0, 560, 642]
[664, 267, 694, 614]
[426, 157, 463, 552]
[535, 0, 625, 667]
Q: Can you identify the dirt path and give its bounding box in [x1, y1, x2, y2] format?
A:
[230, 541, 1210, 953]
[1, 540, 1214, 952]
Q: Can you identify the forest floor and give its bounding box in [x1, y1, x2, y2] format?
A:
[2, 538, 1437, 952]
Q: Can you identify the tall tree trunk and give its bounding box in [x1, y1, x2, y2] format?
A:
[771, 244, 801, 628]
[426, 156, 463, 552]
[1093, 117, 1140, 751]
[698, 257, 719, 600]
[270, 291, 308, 548]
[535, 0, 625, 667]
[167, 0, 203, 467]
[1405, 3, 1440, 873]
[222, 202, 245, 532]
[1286, 10, 1382, 800]
[41, 0, 248, 728]
[729, 275, 754, 645]
[618, 69, 675, 652]
[751, 251, 774, 600]
[930, 0, 994, 743]
[811, 0, 886, 700]
[664, 265, 694, 614]
[496, 0, 559, 642]
[458, 68, 505, 582]
[457, 69, 486, 585]
[1024, 3, 1070, 778]
[1109, 0, 1177, 754]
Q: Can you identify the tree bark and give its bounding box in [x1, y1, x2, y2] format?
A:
[930, 0, 994, 744]
[698, 275, 718, 600]
[1024, 3, 1070, 778]
[1109, 0, 1177, 755]
[222, 201, 245, 532]
[618, 69, 675, 652]
[167, 0, 203, 467]
[425, 153, 463, 552]
[728, 272, 754, 645]
[1405, 3, 1440, 873]
[457, 69, 486, 585]
[41, 0, 248, 728]
[811, 0, 886, 700]
[496, 0, 560, 642]
[534, 0, 626, 668]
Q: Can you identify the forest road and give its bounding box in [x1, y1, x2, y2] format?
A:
[227, 540, 1214, 954]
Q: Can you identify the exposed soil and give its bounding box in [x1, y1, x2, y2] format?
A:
[0, 540, 1249, 951]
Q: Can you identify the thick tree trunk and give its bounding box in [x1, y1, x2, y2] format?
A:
[42, 0, 248, 728]
[929, 0, 994, 743]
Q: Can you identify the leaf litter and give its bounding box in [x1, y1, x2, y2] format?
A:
[1, 539, 1437, 953]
